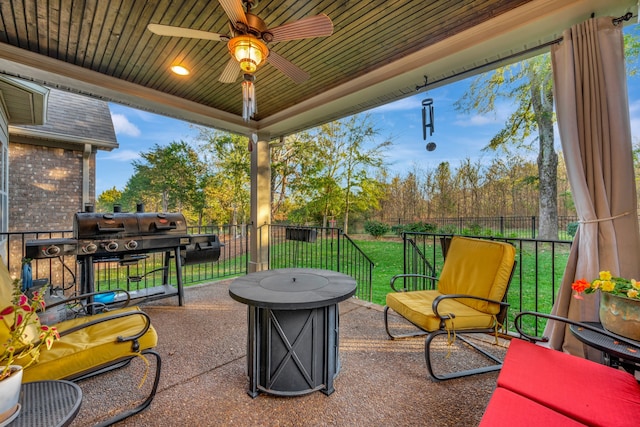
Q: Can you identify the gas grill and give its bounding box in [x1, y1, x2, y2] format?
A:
[25, 207, 222, 305]
[72, 211, 191, 259]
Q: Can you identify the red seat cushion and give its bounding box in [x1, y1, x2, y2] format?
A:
[479, 387, 587, 426]
[498, 338, 640, 427]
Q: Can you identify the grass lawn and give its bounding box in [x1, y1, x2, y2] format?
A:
[93, 235, 570, 335]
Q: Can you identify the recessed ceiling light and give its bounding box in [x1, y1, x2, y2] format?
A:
[170, 64, 190, 76]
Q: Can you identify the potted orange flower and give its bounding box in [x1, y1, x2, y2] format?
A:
[572, 271, 640, 341]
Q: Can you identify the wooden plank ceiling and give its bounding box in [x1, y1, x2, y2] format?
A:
[0, 0, 636, 137]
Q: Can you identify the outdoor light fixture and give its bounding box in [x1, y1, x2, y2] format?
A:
[228, 35, 269, 73]
[170, 64, 190, 75]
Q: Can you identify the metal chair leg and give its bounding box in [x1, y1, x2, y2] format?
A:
[384, 306, 429, 340]
[425, 330, 503, 381]
[91, 349, 162, 427]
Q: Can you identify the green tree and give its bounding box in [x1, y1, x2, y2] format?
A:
[291, 114, 390, 232]
[455, 55, 557, 238]
[96, 187, 122, 212]
[434, 162, 456, 216]
[271, 131, 323, 221]
[455, 29, 640, 239]
[121, 171, 160, 212]
[197, 129, 251, 226]
[123, 141, 207, 216]
[340, 114, 391, 233]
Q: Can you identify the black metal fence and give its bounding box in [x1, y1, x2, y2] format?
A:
[386, 215, 579, 239]
[268, 225, 374, 301]
[2, 223, 374, 303]
[4, 226, 570, 336]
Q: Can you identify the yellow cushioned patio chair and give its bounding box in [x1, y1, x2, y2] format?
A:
[0, 261, 161, 427]
[384, 236, 516, 381]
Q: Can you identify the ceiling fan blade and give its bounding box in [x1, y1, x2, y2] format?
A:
[219, 58, 242, 83]
[267, 50, 309, 84]
[269, 14, 333, 43]
[218, 0, 248, 27]
[147, 24, 228, 42]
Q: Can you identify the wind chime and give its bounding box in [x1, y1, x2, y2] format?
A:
[242, 74, 257, 122]
[422, 98, 436, 152]
[417, 75, 436, 151]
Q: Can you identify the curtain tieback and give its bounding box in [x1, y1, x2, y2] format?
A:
[579, 211, 631, 224]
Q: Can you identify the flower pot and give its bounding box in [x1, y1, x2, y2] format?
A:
[0, 365, 22, 424]
[599, 292, 640, 341]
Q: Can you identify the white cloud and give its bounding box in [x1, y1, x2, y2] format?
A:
[111, 113, 141, 137]
[100, 149, 140, 162]
[371, 97, 420, 113]
[453, 102, 511, 127]
[455, 113, 496, 126]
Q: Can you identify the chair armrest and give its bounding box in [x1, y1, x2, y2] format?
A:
[58, 309, 152, 344]
[432, 294, 509, 320]
[389, 274, 438, 292]
[514, 311, 640, 350]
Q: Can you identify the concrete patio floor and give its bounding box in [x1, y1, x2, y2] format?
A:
[69, 279, 508, 426]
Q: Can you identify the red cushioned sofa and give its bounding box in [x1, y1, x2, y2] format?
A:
[479, 312, 640, 427]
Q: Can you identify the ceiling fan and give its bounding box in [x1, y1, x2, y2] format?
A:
[148, 0, 334, 121]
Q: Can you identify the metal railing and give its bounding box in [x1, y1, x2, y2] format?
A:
[2, 225, 249, 300]
[397, 232, 573, 336]
[268, 225, 374, 300]
[4, 226, 570, 337]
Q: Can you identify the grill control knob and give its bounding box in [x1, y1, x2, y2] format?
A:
[44, 245, 61, 257]
[125, 240, 138, 250]
[82, 243, 98, 254]
[105, 241, 119, 252]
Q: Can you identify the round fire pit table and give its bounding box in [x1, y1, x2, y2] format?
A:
[229, 268, 357, 398]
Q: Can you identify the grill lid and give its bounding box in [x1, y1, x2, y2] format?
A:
[73, 212, 187, 239]
[73, 212, 139, 239]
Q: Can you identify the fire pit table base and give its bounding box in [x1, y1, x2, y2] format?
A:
[229, 268, 357, 398]
[247, 304, 339, 397]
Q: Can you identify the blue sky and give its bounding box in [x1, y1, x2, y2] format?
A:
[98, 63, 640, 196]
[98, 78, 517, 195]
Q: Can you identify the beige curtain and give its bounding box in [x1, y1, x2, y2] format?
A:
[547, 17, 640, 357]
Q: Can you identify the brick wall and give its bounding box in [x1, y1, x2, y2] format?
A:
[8, 142, 96, 232]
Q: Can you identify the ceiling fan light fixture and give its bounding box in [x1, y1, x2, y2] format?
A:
[170, 64, 190, 76]
[228, 35, 268, 73]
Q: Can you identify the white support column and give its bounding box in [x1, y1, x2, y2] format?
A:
[249, 131, 271, 272]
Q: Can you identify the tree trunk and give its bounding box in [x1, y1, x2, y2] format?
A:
[531, 70, 558, 240]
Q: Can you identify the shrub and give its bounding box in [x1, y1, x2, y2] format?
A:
[405, 222, 437, 233]
[567, 221, 579, 237]
[467, 222, 483, 235]
[438, 224, 458, 235]
[364, 221, 390, 238]
[390, 224, 405, 235]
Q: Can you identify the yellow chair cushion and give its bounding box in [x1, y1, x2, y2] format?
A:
[386, 290, 497, 332]
[21, 306, 158, 383]
[437, 236, 516, 314]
